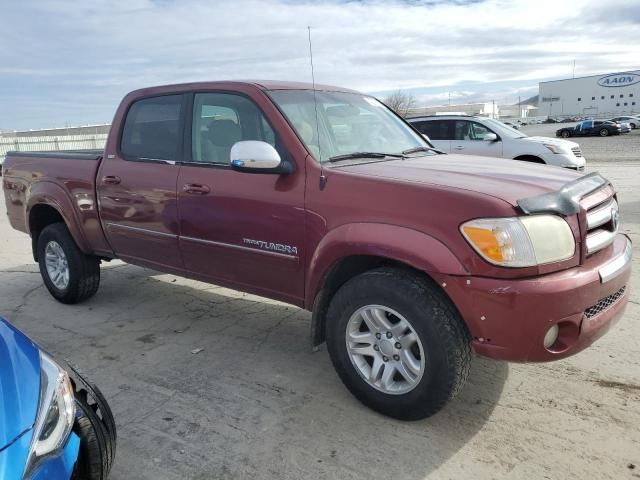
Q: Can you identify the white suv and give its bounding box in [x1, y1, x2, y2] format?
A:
[408, 115, 586, 170]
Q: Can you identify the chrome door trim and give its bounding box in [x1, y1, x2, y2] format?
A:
[105, 222, 178, 239]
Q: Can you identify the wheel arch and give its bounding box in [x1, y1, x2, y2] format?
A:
[307, 223, 468, 347]
[27, 182, 91, 261]
[513, 154, 545, 164]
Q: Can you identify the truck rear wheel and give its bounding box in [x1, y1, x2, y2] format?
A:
[37, 223, 100, 304]
[326, 267, 471, 420]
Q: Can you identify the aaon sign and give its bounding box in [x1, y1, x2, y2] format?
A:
[597, 73, 640, 88]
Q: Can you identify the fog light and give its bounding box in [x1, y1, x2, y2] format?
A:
[543, 324, 559, 349]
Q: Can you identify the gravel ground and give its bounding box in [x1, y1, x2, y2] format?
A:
[520, 123, 640, 163]
[0, 162, 638, 480]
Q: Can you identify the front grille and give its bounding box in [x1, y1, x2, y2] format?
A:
[582, 189, 618, 256]
[584, 286, 626, 319]
[572, 147, 583, 157]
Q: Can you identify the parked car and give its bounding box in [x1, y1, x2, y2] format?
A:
[609, 116, 640, 129]
[556, 120, 622, 138]
[0, 316, 116, 479]
[408, 115, 585, 170]
[503, 121, 520, 130]
[616, 121, 632, 134]
[2, 81, 631, 420]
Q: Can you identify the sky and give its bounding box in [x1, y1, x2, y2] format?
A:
[1, 0, 639, 130]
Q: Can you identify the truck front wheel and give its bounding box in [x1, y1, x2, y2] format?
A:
[326, 267, 471, 420]
[37, 223, 100, 304]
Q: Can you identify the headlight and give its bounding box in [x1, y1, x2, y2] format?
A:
[23, 352, 76, 479]
[461, 215, 575, 267]
[543, 143, 565, 154]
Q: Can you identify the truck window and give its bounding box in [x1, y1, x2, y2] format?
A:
[412, 120, 452, 140]
[191, 93, 277, 165]
[120, 95, 183, 161]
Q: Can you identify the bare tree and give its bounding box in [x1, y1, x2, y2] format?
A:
[383, 90, 417, 118]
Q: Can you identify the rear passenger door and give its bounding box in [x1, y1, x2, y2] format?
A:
[410, 120, 452, 152]
[177, 92, 306, 305]
[98, 94, 185, 273]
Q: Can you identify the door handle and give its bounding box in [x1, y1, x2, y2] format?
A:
[183, 183, 211, 195]
[454, 146, 464, 150]
[102, 175, 121, 185]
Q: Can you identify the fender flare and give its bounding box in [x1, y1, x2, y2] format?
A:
[305, 222, 468, 309]
[26, 181, 92, 255]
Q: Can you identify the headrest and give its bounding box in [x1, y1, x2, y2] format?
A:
[207, 119, 241, 147]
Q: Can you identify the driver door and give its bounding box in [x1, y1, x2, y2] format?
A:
[451, 120, 503, 158]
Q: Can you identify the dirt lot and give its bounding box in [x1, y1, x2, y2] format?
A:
[1, 161, 638, 480]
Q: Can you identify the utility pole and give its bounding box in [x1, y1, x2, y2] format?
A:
[448, 92, 451, 106]
[492, 99, 496, 119]
[572, 60, 576, 79]
[518, 95, 521, 118]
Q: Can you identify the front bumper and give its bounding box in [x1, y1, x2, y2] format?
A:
[545, 152, 585, 170]
[0, 429, 80, 480]
[437, 234, 632, 362]
[30, 432, 80, 480]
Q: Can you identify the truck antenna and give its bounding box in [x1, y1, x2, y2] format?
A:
[308, 26, 325, 188]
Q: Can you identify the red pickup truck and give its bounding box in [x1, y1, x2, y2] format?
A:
[2, 81, 632, 420]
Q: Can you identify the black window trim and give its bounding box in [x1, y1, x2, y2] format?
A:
[179, 90, 287, 170]
[117, 92, 188, 165]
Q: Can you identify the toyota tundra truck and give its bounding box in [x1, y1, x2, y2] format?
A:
[2, 81, 632, 420]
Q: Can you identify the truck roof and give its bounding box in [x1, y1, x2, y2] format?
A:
[127, 80, 360, 96]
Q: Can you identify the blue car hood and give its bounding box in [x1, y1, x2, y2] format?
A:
[0, 318, 41, 451]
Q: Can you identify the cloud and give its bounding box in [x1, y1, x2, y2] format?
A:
[0, 0, 638, 129]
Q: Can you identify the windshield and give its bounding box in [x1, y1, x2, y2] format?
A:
[483, 118, 528, 139]
[268, 90, 430, 163]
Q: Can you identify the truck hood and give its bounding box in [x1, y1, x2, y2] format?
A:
[0, 318, 40, 451]
[339, 154, 582, 207]
[523, 136, 580, 150]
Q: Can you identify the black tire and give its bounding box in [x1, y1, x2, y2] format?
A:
[67, 363, 117, 480]
[599, 128, 609, 137]
[37, 223, 100, 304]
[326, 267, 471, 420]
[561, 130, 571, 138]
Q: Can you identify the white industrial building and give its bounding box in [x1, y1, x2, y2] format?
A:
[407, 102, 499, 118]
[538, 70, 640, 117]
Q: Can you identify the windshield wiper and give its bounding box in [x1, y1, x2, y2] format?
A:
[401, 146, 444, 155]
[327, 152, 406, 163]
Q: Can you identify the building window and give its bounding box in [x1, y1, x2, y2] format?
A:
[591, 96, 595, 100]
[616, 103, 620, 107]
[633, 102, 637, 106]
[630, 93, 634, 98]
[620, 94, 624, 98]
[611, 95, 615, 99]
[624, 103, 628, 106]
[601, 96, 605, 100]
[577, 97, 581, 101]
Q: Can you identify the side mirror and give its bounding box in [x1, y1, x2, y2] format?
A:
[230, 141, 293, 175]
[484, 132, 498, 142]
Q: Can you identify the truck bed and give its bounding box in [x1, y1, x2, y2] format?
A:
[2, 149, 111, 257]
